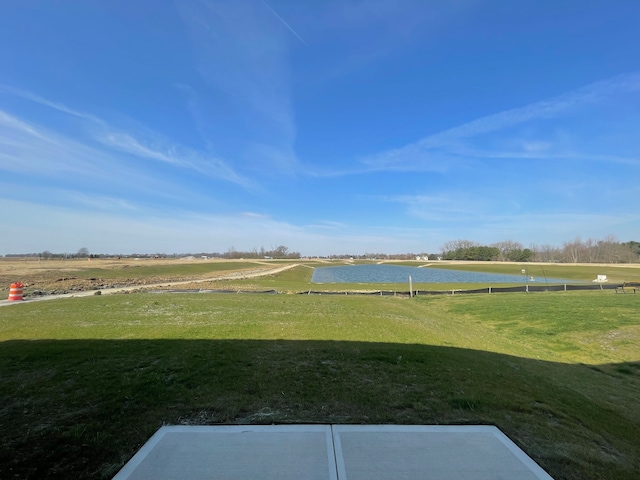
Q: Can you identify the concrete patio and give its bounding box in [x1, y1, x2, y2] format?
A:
[113, 424, 554, 479]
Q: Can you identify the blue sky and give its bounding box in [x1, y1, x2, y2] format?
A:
[1, 0, 639, 256]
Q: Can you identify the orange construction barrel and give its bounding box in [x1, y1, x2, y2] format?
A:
[8, 282, 24, 301]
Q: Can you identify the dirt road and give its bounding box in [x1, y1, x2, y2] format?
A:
[0, 263, 298, 307]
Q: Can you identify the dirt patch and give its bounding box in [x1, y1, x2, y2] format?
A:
[0, 258, 297, 298]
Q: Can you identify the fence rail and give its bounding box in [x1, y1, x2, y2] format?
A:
[150, 282, 640, 297]
[302, 282, 640, 296]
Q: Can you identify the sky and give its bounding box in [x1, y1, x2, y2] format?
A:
[1, 0, 639, 256]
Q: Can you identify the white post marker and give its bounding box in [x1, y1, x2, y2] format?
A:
[409, 276, 413, 297]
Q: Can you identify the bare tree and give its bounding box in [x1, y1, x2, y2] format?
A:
[562, 238, 584, 263]
[441, 239, 477, 255]
[491, 240, 524, 261]
[531, 244, 561, 263]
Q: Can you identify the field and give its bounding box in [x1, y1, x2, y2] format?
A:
[1, 258, 639, 479]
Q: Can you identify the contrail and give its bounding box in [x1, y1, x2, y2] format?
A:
[260, 0, 309, 46]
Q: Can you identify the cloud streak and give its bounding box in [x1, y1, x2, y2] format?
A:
[179, 0, 299, 174]
[360, 73, 640, 171]
[96, 130, 254, 188]
[0, 85, 253, 188]
[260, 0, 308, 46]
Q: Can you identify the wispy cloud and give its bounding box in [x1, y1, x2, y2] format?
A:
[58, 192, 141, 212]
[0, 110, 218, 218]
[458, 212, 640, 247]
[2, 185, 638, 255]
[178, 0, 299, 174]
[0, 85, 253, 187]
[96, 131, 254, 188]
[0, 109, 122, 178]
[361, 73, 640, 171]
[0, 85, 104, 124]
[260, 0, 308, 46]
[0, 197, 427, 256]
[380, 184, 640, 247]
[385, 193, 489, 222]
[297, 0, 482, 86]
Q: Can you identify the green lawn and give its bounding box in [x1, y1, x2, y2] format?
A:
[1, 290, 638, 479]
[422, 262, 640, 284]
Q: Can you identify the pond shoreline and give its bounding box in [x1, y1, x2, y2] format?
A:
[312, 264, 579, 284]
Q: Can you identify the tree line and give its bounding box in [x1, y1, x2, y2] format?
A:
[223, 245, 301, 259]
[2, 245, 302, 260]
[3, 237, 639, 264]
[441, 237, 639, 263]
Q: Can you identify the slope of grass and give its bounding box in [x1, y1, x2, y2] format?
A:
[438, 292, 640, 362]
[0, 291, 638, 479]
[425, 262, 640, 283]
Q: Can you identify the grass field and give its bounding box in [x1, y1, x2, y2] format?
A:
[422, 261, 640, 284]
[1, 262, 639, 479]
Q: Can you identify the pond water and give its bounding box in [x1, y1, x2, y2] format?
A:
[311, 264, 575, 284]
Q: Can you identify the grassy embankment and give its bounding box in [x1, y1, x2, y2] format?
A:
[0, 262, 639, 479]
[422, 261, 640, 284]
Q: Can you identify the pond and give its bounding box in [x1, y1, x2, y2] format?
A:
[311, 264, 575, 284]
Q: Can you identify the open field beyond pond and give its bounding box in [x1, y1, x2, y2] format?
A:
[0, 259, 639, 479]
